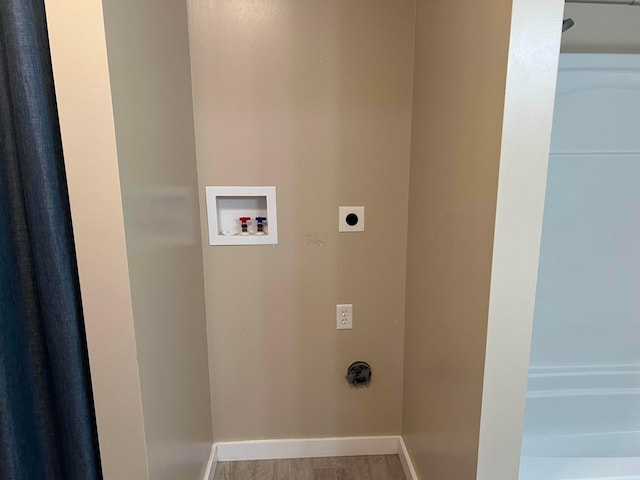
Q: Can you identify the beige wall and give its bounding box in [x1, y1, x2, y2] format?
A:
[44, 1, 150, 478]
[101, 1, 213, 479]
[402, 0, 513, 478]
[188, 0, 415, 441]
[562, 4, 640, 53]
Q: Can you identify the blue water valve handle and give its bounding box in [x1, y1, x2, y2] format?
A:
[255, 217, 267, 235]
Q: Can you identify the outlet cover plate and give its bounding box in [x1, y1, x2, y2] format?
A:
[336, 304, 353, 330]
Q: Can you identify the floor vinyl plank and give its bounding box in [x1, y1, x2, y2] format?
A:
[213, 455, 406, 480]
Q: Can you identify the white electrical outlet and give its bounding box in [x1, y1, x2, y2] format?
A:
[336, 304, 353, 330]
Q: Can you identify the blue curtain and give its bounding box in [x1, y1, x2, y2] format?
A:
[0, 1, 102, 479]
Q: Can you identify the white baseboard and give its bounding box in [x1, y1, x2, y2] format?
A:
[215, 435, 399, 461]
[398, 436, 419, 480]
[204, 435, 418, 480]
[202, 443, 218, 480]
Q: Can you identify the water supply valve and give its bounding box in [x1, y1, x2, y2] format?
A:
[239, 217, 251, 235]
[255, 217, 267, 235]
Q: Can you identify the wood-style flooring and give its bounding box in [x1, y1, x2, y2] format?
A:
[213, 455, 406, 480]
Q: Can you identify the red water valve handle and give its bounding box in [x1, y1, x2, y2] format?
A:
[239, 217, 251, 224]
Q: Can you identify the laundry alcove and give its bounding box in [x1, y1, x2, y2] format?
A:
[44, 0, 566, 479]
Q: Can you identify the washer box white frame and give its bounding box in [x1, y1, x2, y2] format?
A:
[205, 186, 278, 246]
